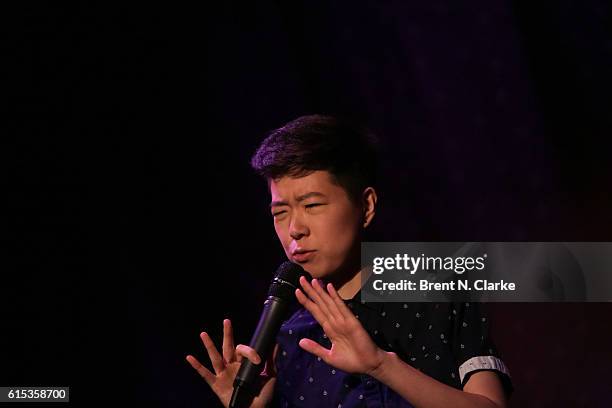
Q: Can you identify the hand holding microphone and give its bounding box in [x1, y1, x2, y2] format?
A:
[186, 262, 307, 408]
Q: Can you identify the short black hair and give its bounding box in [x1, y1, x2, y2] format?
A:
[250, 115, 379, 202]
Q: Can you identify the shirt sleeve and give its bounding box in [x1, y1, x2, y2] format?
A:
[450, 301, 514, 398]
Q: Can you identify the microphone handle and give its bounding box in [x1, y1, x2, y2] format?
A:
[230, 296, 288, 408]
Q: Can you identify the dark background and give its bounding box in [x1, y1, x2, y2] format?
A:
[4, 1, 612, 407]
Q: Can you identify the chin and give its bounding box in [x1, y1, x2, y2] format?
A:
[300, 263, 337, 281]
[297, 265, 318, 278]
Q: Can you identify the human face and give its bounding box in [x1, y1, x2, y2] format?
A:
[269, 170, 363, 279]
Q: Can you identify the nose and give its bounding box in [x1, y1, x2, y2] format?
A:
[289, 212, 309, 240]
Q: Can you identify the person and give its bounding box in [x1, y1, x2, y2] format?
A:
[186, 115, 513, 407]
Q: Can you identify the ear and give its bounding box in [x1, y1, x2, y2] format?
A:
[361, 187, 378, 228]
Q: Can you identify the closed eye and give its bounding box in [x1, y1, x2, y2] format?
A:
[305, 203, 322, 208]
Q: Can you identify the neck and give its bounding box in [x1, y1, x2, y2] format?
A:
[336, 269, 362, 300]
[329, 263, 371, 300]
[327, 243, 368, 300]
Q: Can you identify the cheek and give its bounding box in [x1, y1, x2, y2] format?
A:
[274, 222, 291, 251]
[318, 211, 361, 257]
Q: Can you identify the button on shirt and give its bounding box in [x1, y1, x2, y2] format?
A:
[273, 290, 513, 407]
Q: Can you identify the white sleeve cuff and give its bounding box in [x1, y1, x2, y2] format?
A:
[458, 355, 511, 384]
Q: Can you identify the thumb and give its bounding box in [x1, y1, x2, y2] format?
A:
[298, 338, 330, 361]
[235, 344, 262, 365]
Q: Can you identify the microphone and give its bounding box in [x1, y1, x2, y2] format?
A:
[229, 261, 308, 408]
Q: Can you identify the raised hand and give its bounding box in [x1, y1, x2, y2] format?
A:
[186, 319, 276, 408]
[295, 276, 386, 376]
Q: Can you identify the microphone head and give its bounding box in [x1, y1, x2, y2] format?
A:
[268, 261, 310, 300]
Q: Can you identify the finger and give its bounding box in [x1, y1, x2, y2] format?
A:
[296, 288, 337, 337]
[300, 277, 332, 317]
[327, 282, 354, 320]
[200, 332, 225, 375]
[222, 319, 235, 363]
[298, 338, 331, 363]
[236, 344, 262, 365]
[295, 288, 329, 326]
[312, 278, 343, 321]
[185, 354, 216, 385]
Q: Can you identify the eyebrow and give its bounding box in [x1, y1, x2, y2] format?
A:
[270, 192, 327, 207]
